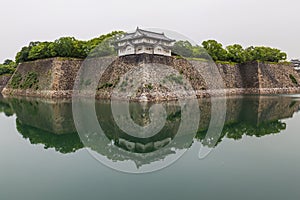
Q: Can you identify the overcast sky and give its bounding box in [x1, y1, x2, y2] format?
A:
[0, 0, 299, 62]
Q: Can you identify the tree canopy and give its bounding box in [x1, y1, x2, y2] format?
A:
[0, 60, 17, 76]
[15, 31, 124, 63]
[1, 32, 288, 77]
[172, 39, 287, 63]
[202, 40, 228, 61]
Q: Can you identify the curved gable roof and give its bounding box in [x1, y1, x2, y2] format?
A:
[118, 27, 175, 42]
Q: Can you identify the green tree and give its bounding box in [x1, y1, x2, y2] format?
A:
[3, 59, 14, 65]
[15, 46, 30, 63]
[88, 38, 117, 57]
[245, 46, 287, 62]
[53, 37, 78, 58]
[28, 42, 53, 60]
[15, 41, 41, 63]
[192, 45, 211, 59]
[226, 44, 246, 63]
[172, 41, 193, 57]
[0, 60, 17, 76]
[202, 40, 228, 61]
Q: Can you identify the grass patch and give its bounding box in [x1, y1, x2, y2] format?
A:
[98, 82, 113, 90]
[216, 60, 237, 65]
[20, 72, 39, 89]
[289, 74, 298, 85]
[186, 57, 210, 62]
[173, 55, 184, 59]
[57, 57, 83, 61]
[145, 83, 153, 90]
[165, 74, 183, 85]
[10, 73, 23, 89]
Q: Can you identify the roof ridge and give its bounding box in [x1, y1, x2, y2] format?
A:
[117, 27, 175, 42]
[137, 27, 164, 35]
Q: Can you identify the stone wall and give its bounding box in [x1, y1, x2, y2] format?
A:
[2, 57, 82, 98]
[95, 55, 300, 100]
[217, 61, 300, 89]
[0, 75, 11, 93]
[258, 62, 300, 88]
[2, 55, 300, 100]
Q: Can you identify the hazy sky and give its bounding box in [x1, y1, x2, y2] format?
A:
[1, 0, 299, 62]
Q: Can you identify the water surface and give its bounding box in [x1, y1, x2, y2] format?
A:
[0, 95, 299, 199]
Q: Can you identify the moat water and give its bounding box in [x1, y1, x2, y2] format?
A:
[0, 95, 300, 200]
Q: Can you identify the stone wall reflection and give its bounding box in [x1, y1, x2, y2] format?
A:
[0, 95, 299, 162]
[197, 96, 300, 147]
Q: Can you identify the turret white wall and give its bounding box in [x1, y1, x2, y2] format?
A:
[118, 42, 172, 56]
[154, 46, 171, 56]
[119, 45, 135, 56]
[119, 45, 171, 56]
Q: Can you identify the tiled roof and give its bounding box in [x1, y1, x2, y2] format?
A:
[118, 27, 175, 42]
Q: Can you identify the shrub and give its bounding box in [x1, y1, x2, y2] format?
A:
[289, 74, 298, 85]
[20, 72, 39, 89]
[98, 82, 114, 90]
[165, 74, 183, 85]
[145, 83, 153, 90]
[0, 61, 17, 76]
[10, 73, 23, 89]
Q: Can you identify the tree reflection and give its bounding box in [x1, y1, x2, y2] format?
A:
[0, 95, 299, 164]
[16, 119, 83, 153]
